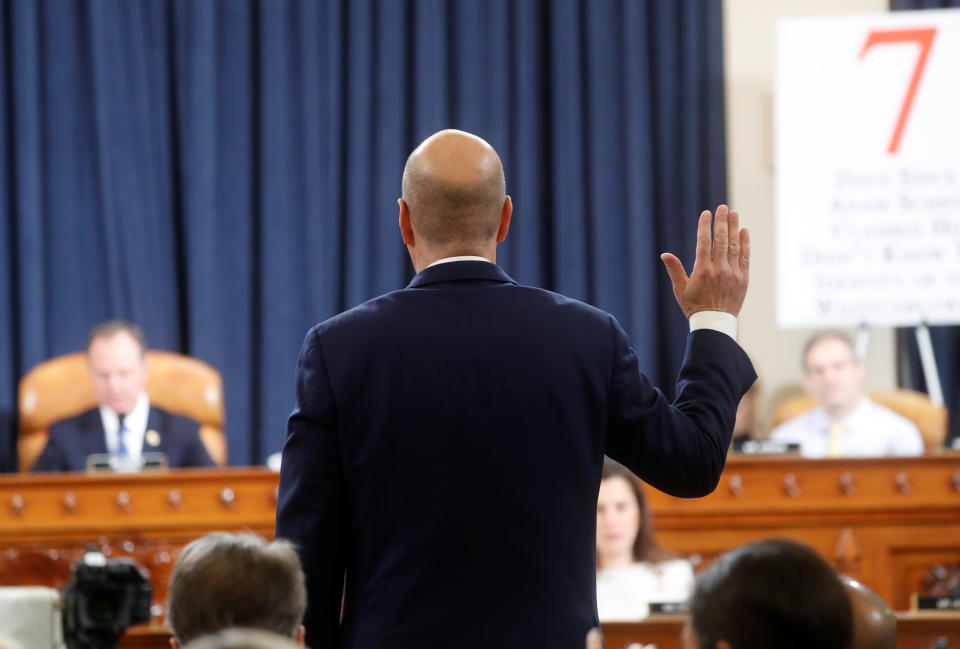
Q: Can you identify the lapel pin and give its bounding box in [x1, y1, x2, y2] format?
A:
[145, 429, 161, 447]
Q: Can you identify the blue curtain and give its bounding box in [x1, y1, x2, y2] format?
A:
[0, 0, 727, 471]
[892, 0, 960, 443]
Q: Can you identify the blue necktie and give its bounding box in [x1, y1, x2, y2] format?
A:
[117, 414, 130, 458]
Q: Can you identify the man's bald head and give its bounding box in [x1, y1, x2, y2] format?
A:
[401, 129, 506, 253]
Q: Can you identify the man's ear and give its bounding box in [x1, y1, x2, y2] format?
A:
[297, 624, 306, 647]
[495, 195, 513, 243]
[398, 198, 415, 246]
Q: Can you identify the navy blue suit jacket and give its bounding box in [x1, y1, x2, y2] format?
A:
[31, 406, 215, 472]
[275, 261, 756, 649]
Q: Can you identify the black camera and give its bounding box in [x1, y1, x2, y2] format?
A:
[61, 546, 152, 649]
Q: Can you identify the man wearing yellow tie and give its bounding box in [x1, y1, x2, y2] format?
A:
[770, 332, 924, 458]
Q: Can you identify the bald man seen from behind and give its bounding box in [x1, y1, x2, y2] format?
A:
[275, 129, 757, 649]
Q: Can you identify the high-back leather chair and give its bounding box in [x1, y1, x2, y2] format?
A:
[18, 350, 226, 472]
[771, 388, 947, 452]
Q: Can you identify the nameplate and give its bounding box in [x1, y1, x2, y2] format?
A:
[648, 601, 688, 615]
[915, 596, 960, 611]
[85, 452, 169, 474]
[737, 440, 801, 455]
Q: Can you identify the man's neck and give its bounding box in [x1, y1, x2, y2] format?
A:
[824, 396, 863, 420]
[597, 552, 635, 571]
[408, 236, 500, 272]
[414, 249, 496, 273]
[425, 255, 494, 269]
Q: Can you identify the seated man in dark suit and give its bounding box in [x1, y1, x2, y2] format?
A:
[684, 538, 853, 649]
[31, 320, 214, 472]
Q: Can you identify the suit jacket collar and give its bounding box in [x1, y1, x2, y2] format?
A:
[85, 405, 171, 456]
[406, 260, 518, 288]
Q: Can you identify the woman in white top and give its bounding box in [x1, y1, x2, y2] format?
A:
[596, 459, 695, 621]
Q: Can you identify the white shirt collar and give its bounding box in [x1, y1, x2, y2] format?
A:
[809, 396, 870, 430]
[425, 255, 493, 269]
[99, 392, 150, 459]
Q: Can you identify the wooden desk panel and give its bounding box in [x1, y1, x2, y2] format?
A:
[645, 454, 960, 610]
[3, 457, 960, 635]
[0, 468, 278, 620]
[601, 615, 960, 649]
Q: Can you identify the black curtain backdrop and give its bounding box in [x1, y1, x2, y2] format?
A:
[892, 0, 960, 442]
[0, 0, 727, 471]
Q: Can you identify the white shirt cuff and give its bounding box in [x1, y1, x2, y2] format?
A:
[689, 311, 738, 340]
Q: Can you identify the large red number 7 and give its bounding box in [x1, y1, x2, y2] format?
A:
[859, 27, 937, 155]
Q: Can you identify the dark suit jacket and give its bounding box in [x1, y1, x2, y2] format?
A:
[31, 405, 215, 472]
[275, 261, 756, 649]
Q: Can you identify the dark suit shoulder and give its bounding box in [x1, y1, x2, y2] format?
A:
[507, 283, 613, 317]
[48, 408, 101, 436]
[311, 281, 615, 338]
[148, 406, 201, 435]
[309, 287, 411, 333]
[147, 406, 214, 468]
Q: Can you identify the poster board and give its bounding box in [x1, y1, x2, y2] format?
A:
[775, 9, 960, 328]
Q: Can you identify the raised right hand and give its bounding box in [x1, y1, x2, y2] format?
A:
[660, 204, 750, 318]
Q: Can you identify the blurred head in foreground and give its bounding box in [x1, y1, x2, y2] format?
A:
[840, 575, 897, 649]
[685, 538, 852, 649]
[167, 533, 306, 648]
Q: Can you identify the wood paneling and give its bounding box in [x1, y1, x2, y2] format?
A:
[3, 455, 960, 646]
[645, 454, 960, 609]
[0, 467, 278, 620]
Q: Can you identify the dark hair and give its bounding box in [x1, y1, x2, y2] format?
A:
[86, 320, 147, 356]
[802, 330, 854, 371]
[600, 458, 671, 563]
[690, 539, 852, 649]
[166, 533, 306, 645]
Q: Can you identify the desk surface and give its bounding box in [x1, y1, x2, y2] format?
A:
[601, 613, 960, 649]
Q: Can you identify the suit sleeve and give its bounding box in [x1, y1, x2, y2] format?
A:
[275, 327, 347, 649]
[605, 318, 756, 497]
[185, 425, 216, 467]
[30, 430, 67, 472]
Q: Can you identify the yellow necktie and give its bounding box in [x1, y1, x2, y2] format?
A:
[827, 421, 844, 458]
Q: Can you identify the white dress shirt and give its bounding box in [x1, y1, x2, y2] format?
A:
[425, 256, 739, 340]
[99, 392, 149, 462]
[770, 397, 924, 458]
[596, 559, 695, 621]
